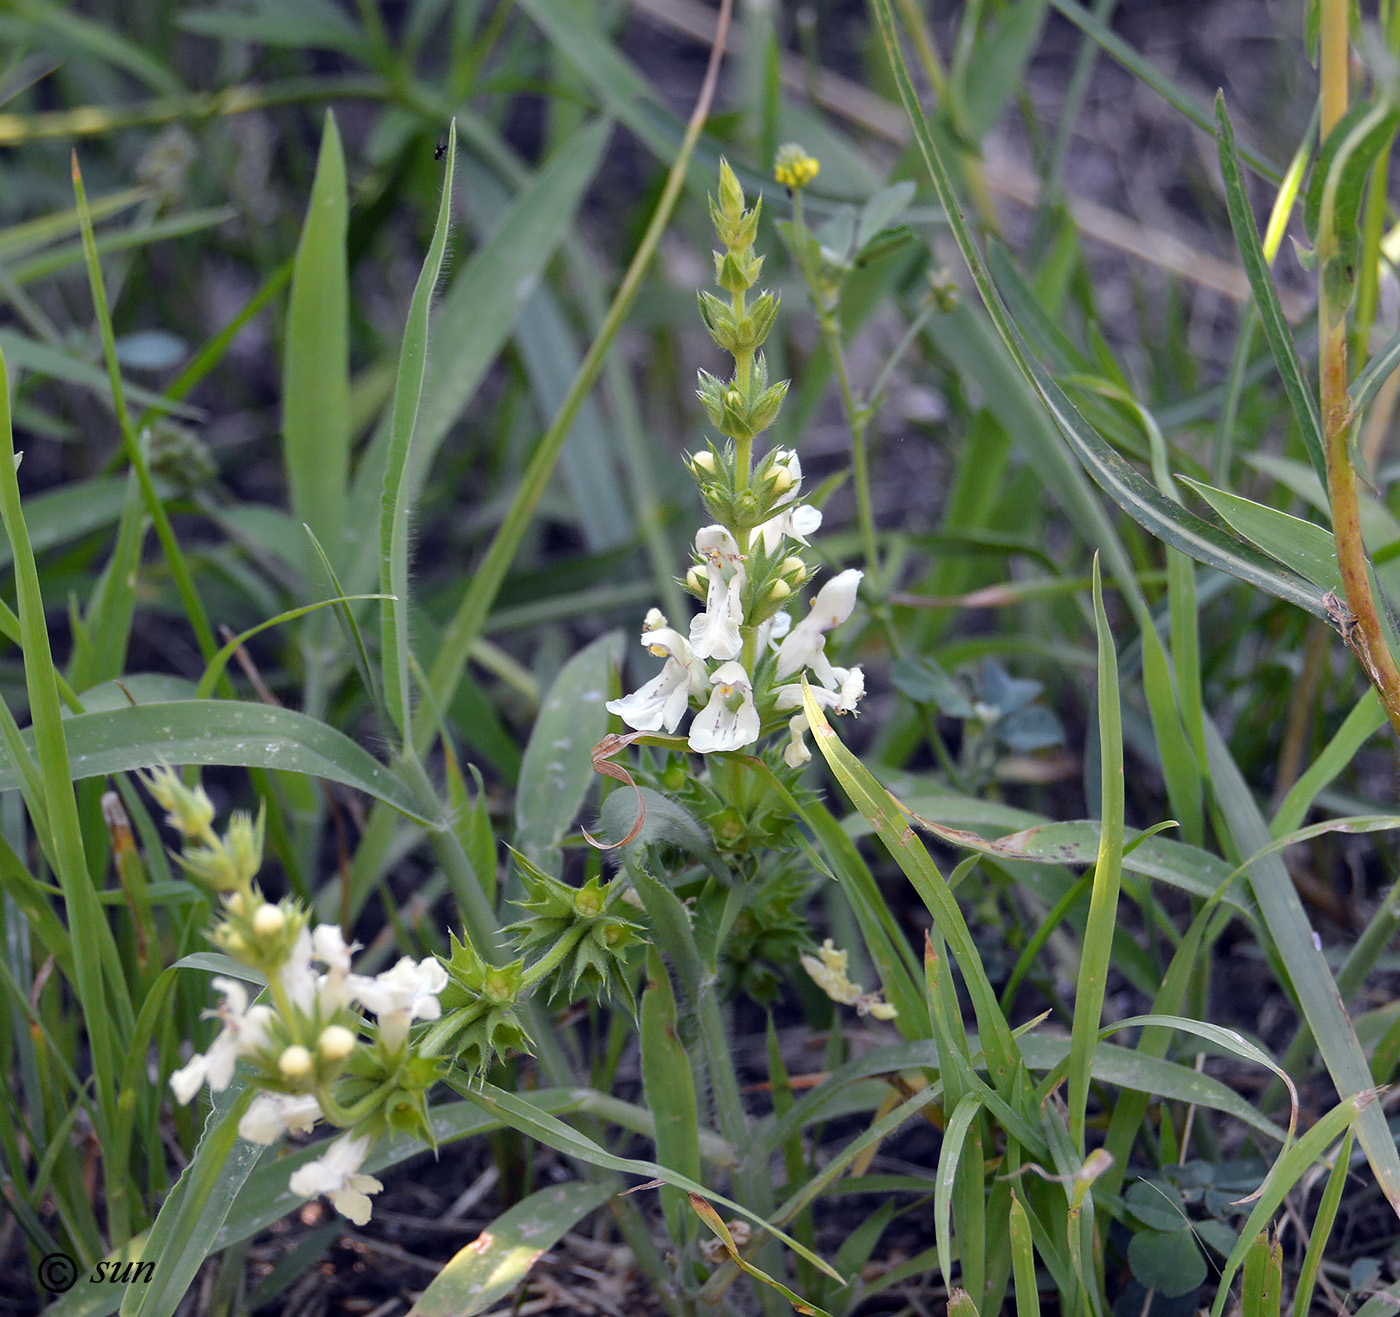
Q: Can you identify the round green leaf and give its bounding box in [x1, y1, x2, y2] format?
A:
[1129, 1227, 1207, 1298]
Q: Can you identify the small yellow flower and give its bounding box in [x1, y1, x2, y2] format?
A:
[800, 938, 896, 1019]
[774, 143, 820, 191]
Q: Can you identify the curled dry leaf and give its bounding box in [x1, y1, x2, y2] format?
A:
[583, 732, 648, 850]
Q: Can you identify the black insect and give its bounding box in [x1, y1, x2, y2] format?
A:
[434, 139, 446, 161]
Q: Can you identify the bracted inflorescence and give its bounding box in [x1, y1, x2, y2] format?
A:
[608, 159, 864, 765]
[147, 767, 446, 1225]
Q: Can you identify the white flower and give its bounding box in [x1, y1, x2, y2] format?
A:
[688, 661, 761, 753]
[312, 924, 358, 1013]
[280, 927, 317, 1015]
[757, 609, 792, 652]
[689, 526, 747, 660]
[756, 503, 822, 555]
[288, 1134, 383, 1226]
[239, 1092, 322, 1145]
[783, 714, 811, 768]
[607, 627, 708, 733]
[774, 665, 865, 716]
[775, 569, 863, 685]
[169, 977, 272, 1104]
[347, 955, 448, 1051]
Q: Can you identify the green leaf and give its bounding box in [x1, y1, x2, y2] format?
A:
[1067, 560, 1125, 1153]
[1129, 1228, 1206, 1298]
[406, 1180, 614, 1317]
[801, 682, 1025, 1097]
[1203, 721, 1400, 1220]
[380, 122, 458, 737]
[936, 1094, 983, 1291]
[283, 110, 350, 572]
[515, 630, 622, 874]
[0, 701, 431, 823]
[119, 1090, 259, 1317]
[1215, 94, 1328, 487]
[1178, 477, 1340, 592]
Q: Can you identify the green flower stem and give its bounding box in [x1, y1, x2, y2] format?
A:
[315, 1076, 394, 1128]
[1318, 0, 1400, 739]
[792, 194, 879, 580]
[518, 923, 589, 994]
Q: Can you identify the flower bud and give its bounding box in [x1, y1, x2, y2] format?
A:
[278, 1045, 313, 1078]
[768, 579, 792, 602]
[717, 158, 745, 221]
[690, 450, 716, 474]
[780, 555, 807, 583]
[765, 463, 794, 494]
[252, 903, 285, 939]
[686, 565, 709, 595]
[574, 886, 604, 919]
[318, 1025, 356, 1062]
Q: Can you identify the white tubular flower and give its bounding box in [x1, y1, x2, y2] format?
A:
[279, 927, 317, 1015]
[688, 662, 761, 754]
[348, 956, 449, 1051]
[783, 714, 811, 768]
[288, 1134, 383, 1226]
[757, 503, 822, 556]
[169, 978, 270, 1104]
[757, 610, 792, 652]
[607, 627, 708, 733]
[774, 665, 865, 717]
[239, 1092, 322, 1145]
[312, 924, 358, 1013]
[689, 527, 747, 660]
[775, 569, 863, 684]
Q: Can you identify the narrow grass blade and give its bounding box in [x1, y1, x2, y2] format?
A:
[0, 701, 432, 823]
[937, 1094, 983, 1291]
[1009, 1193, 1042, 1317]
[0, 345, 123, 1136]
[459, 1079, 843, 1281]
[1291, 1127, 1352, 1317]
[70, 154, 218, 660]
[419, 14, 730, 753]
[118, 1090, 260, 1317]
[1209, 1097, 1365, 1317]
[1203, 718, 1400, 1217]
[407, 1181, 614, 1317]
[380, 121, 457, 740]
[801, 681, 1025, 1098]
[1215, 94, 1326, 486]
[1271, 689, 1384, 836]
[1178, 477, 1339, 591]
[283, 110, 349, 571]
[1067, 560, 1124, 1153]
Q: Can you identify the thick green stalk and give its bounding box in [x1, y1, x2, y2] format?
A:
[1318, 0, 1400, 738]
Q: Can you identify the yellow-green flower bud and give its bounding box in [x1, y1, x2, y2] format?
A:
[686, 565, 709, 595]
[768, 579, 792, 602]
[224, 891, 247, 917]
[691, 450, 716, 474]
[251, 903, 285, 939]
[318, 1025, 356, 1062]
[717, 158, 745, 221]
[225, 809, 264, 885]
[278, 1045, 313, 1078]
[780, 555, 807, 582]
[574, 886, 604, 918]
[765, 463, 795, 494]
[774, 143, 820, 191]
